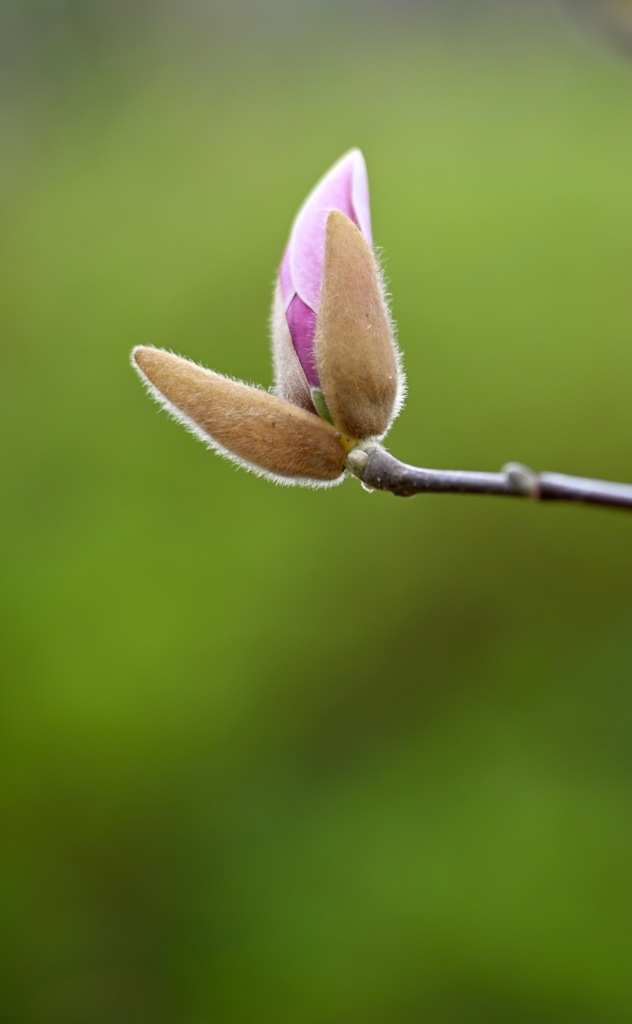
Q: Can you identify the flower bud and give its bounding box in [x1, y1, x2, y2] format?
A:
[275, 149, 372, 399]
[273, 150, 404, 439]
[132, 150, 405, 486]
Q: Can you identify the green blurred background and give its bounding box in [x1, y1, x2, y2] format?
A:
[2, 1, 632, 1021]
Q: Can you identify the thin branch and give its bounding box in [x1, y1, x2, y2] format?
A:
[346, 446, 632, 511]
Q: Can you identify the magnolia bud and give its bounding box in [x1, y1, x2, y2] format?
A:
[273, 149, 404, 440]
[275, 149, 372, 398]
[132, 150, 405, 486]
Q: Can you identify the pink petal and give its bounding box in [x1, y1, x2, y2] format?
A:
[289, 149, 372, 312]
[285, 295, 318, 386]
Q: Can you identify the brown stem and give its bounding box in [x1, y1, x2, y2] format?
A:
[346, 446, 632, 511]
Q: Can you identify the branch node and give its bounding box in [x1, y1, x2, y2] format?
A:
[503, 462, 541, 499]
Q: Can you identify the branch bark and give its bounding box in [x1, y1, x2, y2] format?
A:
[346, 446, 632, 511]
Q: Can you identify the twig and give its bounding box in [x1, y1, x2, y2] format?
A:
[346, 446, 632, 511]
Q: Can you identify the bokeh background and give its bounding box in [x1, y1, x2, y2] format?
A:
[2, 1, 632, 1021]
